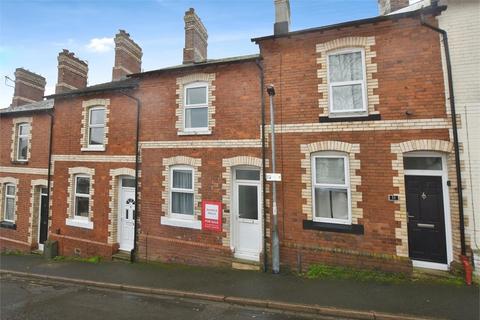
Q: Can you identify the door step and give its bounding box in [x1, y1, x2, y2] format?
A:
[232, 258, 261, 271]
[112, 251, 131, 262]
[413, 267, 452, 279]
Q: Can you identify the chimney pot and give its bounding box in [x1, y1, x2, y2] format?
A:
[112, 29, 142, 81]
[378, 0, 410, 15]
[183, 8, 208, 64]
[55, 50, 88, 94]
[11, 68, 46, 107]
[274, 0, 290, 36]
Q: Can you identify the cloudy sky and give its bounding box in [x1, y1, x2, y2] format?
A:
[0, 0, 378, 108]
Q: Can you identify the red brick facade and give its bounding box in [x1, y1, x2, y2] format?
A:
[0, 110, 51, 252]
[1, 6, 464, 273]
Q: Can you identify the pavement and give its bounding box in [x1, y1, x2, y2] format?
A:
[1, 275, 321, 320]
[0, 254, 478, 320]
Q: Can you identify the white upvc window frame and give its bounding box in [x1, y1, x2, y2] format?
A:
[3, 183, 16, 222]
[16, 122, 29, 161]
[311, 152, 352, 225]
[327, 48, 368, 114]
[169, 165, 195, 220]
[87, 106, 106, 150]
[183, 82, 209, 132]
[73, 174, 90, 221]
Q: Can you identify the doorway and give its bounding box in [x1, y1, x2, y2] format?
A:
[404, 152, 452, 270]
[118, 177, 135, 252]
[232, 167, 262, 261]
[38, 187, 48, 251]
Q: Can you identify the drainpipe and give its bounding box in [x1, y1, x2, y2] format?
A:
[420, 14, 466, 257]
[255, 58, 268, 272]
[45, 108, 54, 244]
[267, 84, 280, 274]
[119, 90, 141, 263]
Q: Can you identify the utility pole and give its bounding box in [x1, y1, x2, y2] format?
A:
[266, 84, 280, 274]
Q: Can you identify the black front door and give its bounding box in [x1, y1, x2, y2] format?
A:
[39, 188, 48, 244]
[405, 175, 447, 264]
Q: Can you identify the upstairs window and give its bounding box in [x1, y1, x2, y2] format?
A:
[16, 123, 29, 161]
[74, 175, 90, 219]
[3, 184, 16, 222]
[312, 153, 351, 224]
[88, 107, 106, 147]
[184, 83, 208, 131]
[327, 49, 367, 114]
[170, 166, 194, 217]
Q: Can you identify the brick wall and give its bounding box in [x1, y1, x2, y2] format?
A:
[136, 60, 262, 266]
[256, 12, 460, 272]
[50, 92, 138, 258]
[0, 112, 51, 252]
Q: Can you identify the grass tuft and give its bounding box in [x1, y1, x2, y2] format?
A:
[304, 264, 469, 286]
[53, 255, 101, 264]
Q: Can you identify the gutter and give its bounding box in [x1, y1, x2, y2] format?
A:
[420, 13, 466, 257]
[252, 5, 446, 43]
[255, 58, 268, 272]
[119, 90, 142, 263]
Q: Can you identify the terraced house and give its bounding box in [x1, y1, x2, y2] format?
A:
[1, 0, 474, 274]
[0, 69, 53, 252]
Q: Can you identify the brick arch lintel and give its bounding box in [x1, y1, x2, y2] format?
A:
[398, 139, 454, 154]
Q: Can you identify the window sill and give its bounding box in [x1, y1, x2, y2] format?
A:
[11, 160, 28, 165]
[319, 114, 381, 123]
[0, 221, 16, 230]
[66, 218, 93, 230]
[178, 130, 212, 136]
[81, 146, 106, 152]
[303, 220, 364, 234]
[161, 216, 202, 230]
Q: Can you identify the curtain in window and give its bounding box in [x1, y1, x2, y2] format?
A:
[18, 137, 28, 159]
[315, 158, 345, 184]
[185, 107, 208, 128]
[172, 169, 194, 215]
[332, 85, 363, 111]
[329, 51, 364, 111]
[172, 192, 194, 215]
[5, 198, 15, 221]
[172, 170, 192, 189]
[315, 188, 348, 220]
[329, 52, 362, 82]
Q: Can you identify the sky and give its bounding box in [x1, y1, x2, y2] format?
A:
[0, 0, 378, 108]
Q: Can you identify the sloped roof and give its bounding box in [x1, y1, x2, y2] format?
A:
[0, 99, 54, 116]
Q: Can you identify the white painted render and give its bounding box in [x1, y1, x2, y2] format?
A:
[437, 0, 480, 272]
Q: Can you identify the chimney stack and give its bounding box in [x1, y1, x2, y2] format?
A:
[55, 49, 88, 94]
[378, 0, 410, 15]
[112, 30, 142, 81]
[183, 8, 208, 64]
[11, 68, 46, 107]
[274, 0, 291, 36]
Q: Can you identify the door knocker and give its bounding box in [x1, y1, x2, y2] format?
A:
[421, 192, 427, 200]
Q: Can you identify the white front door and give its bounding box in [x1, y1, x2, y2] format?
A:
[233, 168, 262, 261]
[119, 179, 135, 251]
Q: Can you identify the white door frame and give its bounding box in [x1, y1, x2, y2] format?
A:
[38, 186, 48, 251]
[117, 176, 135, 251]
[403, 151, 453, 270]
[231, 166, 263, 261]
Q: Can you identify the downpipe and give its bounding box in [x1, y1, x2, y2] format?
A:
[119, 90, 141, 263]
[255, 58, 269, 272]
[267, 84, 280, 274]
[420, 13, 469, 284]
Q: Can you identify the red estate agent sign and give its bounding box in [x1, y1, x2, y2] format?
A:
[202, 200, 222, 232]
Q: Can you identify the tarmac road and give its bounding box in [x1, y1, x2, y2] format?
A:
[0, 275, 341, 320]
